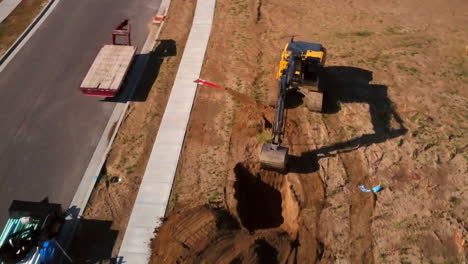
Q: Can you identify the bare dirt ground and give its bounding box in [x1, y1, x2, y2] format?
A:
[0, 0, 49, 57]
[150, 0, 468, 263]
[69, 0, 196, 261]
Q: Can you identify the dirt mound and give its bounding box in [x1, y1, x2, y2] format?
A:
[150, 205, 294, 264]
[149, 206, 218, 263]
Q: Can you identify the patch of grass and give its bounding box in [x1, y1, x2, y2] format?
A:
[251, 68, 268, 102]
[232, 96, 241, 108]
[394, 219, 409, 229]
[378, 54, 391, 68]
[167, 193, 178, 211]
[397, 36, 434, 49]
[447, 57, 467, 80]
[229, 0, 249, 16]
[401, 234, 419, 245]
[379, 251, 388, 262]
[125, 165, 135, 174]
[449, 196, 462, 205]
[256, 129, 272, 143]
[339, 51, 354, 58]
[396, 63, 418, 75]
[454, 70, 467, 79]
[385, 26, 404, 35]
[353, 30, 372, 37]
[335, 30, 372, 38]
[226, 116, 234, 128]
[208, 190, 223, 203]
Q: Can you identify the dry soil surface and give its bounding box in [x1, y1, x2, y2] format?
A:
[150, 0, 468, 263]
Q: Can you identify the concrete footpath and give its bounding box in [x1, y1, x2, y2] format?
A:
[117, 0, 216, 262]
[0, 0, 21, 23]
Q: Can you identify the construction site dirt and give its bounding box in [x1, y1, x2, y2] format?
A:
[75, 0, 467, 262]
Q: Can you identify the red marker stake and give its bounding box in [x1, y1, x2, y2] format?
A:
[194, 79, 222, 89]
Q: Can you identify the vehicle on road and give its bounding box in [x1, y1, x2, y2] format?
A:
[0, 200, 65, 264]
[79, 20, 137, 97]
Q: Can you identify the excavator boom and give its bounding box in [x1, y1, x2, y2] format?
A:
[259, 39, 326, 172]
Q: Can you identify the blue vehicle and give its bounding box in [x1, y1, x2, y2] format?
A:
[0, 201, 64, 264]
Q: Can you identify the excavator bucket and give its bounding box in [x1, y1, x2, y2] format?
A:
[259, 143, 289, 172]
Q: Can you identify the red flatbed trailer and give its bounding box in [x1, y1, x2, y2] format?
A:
[79, 20, 137, 97]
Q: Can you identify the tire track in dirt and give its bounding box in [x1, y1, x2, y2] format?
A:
[322, 113, 376, 263]
[283, 108, 326, 263]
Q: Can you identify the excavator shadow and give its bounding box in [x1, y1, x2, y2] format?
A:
[284, 90, 306, 109]
[68, 217, 118, 263]
[288, 66, 407, 174]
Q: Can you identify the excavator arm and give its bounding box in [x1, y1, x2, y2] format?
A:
[260, 39, 326, 172]
[260, 55, 297, 171]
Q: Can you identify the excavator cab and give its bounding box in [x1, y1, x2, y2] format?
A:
[260, 39, 326, 172]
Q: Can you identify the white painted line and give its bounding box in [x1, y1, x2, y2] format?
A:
[118, 0, 216, 262]
[0, 0, 22, 23]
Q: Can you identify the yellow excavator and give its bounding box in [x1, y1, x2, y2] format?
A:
[259, 38, 327, 172]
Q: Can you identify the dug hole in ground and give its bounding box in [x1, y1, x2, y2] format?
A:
[79, 0, 468, 262]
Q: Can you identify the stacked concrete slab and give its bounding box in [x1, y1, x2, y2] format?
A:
[117, 0, 216, 262]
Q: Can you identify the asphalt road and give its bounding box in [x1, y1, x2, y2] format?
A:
[0, 0, 161, 225]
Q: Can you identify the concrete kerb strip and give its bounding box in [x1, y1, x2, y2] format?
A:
[117, 0, 216, 262]
[0, 0, 59, 73]
[56, 0, 174, 261]
[0, 0, 22, 23]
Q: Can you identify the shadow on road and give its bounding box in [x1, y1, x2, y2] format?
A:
[288, 66, 407, 174]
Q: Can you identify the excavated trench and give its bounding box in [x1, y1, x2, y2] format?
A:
[233, 163, 284, 232]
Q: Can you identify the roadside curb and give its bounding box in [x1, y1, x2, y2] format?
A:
[57, 0, 174, 261]
[0, 0, 59, 73]
[117, 0, 216, 262]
